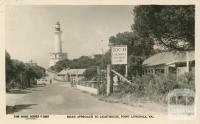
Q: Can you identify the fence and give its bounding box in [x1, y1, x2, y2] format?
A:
[76, 81, 104, 95]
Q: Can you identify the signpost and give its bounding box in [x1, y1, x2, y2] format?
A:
[111, 45, 128, 77]
[106, 45, 128, 96]
[111, 45, 127, 65]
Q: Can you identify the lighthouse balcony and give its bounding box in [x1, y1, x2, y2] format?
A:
[50, 52, 67, 60]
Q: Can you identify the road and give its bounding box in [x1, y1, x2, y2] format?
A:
[6, 80, 167, 115]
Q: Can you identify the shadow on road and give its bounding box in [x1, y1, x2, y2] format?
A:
[29, 89, 43, 91]
[6, 84, 46, 94]
[6, 104, 38, 114]
[31, 85, 46, 88]
[7, 89, 32, 94]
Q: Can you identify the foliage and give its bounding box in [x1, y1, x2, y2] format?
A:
[108, 32, 154, 76]
[50, 5, 195, 84]
[101, 50, 111, 68]
[109, 32, 154, 56]
[50, 59, 71, 72]
[50, 56, 100, 73]
[176, 72, 195, 90]
[112, 72, 195, 103]
[6, 51, 14, 86]
[5, 51, 46, 90]
[106, 5, 195, 77]
[132, 5, 195, 51]
[71, 56, 97, 68]
[83, 66, 98, 80]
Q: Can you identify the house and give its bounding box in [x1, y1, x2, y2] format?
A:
[142, 51, 195, 76]
[56, 69, 69, 81]
[56, 68, 86, 82]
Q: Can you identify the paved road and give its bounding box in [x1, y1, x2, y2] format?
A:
[6, 80, 166, 115]
[6, 80, 134, 115]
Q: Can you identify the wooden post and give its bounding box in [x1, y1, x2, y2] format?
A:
[97, 66, 100, 94]
[186, 51, 189, 72]
[125, 65, 128, 78]
[153, 68, 155, 74]
[106, 64, 113, 96]
[185, 96, 188, 106]
[110, 70, 113, 93]
[165, 66, 169, 76]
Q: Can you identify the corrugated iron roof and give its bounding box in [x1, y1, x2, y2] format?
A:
[58, 69, 86, 75]
[143, 51, 195, 66]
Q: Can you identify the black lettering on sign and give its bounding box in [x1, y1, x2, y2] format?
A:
[123, 47, 127, 51]
[112, 48, 121, 52]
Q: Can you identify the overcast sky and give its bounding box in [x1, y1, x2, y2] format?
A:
[6, 5, 134, 68]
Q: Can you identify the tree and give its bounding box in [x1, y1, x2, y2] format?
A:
[83, 66, 98, 80]
[108, 32, 154, 76]
[109, 32, 154, 56]
[24, 64, 46, 87]
[50, 59, 71, 72]
[71, 56, 97, 69]
[50, 56, 99, 73]
[5, 51, 15, 90]
[101, 50, 111, 69]
[132, 5, 195, 51]
[6, 51, 46, 90]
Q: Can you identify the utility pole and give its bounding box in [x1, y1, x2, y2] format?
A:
[97, 66, 100, 95]
[106, 42, 113, 96]
[101, 40, 104, 69]
[101, 40, 104, 55]
[106, 65, 112, 96]
[125, 65, 128, 78]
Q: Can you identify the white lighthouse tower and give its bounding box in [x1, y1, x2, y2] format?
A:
[54, 22, 62, 53]
[49, 22, 67, 67]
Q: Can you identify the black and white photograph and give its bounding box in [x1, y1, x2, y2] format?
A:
[4, 4, 196, 120]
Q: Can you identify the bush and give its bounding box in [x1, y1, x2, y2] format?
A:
[110, 72, 195, 103]
[6, 51, 46, 91]
[177, 72, 195, 90]
[83, 67, 97, 80]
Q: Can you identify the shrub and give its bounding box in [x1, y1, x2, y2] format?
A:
[83, 67, 97, 80]
[6, 51, 46, 91]
[109, 71, 195, 103]
[177, 72, 195, 90]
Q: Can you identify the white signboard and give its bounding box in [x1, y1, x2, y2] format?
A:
[111, 45, 127, 65]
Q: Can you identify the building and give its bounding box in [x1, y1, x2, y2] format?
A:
[49, 22, 67, 67]
[143, 51, 195, 76]
[56, 68, 86, 82]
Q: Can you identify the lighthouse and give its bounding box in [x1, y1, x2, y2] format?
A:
[54, 22, 62, 53]
[49, 22, 67, 67]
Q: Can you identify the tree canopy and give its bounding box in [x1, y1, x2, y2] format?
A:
[108, 31, 154, 76]
[50, 56, 99, 73]
[132, 5, 195, 51]
[6, 51, 46, 90]
[109, 32, 154, 57]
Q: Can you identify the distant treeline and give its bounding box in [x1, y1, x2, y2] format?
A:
[6, 51, 46, 91]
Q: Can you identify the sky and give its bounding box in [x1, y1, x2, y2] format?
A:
[6, 5, 134, 68]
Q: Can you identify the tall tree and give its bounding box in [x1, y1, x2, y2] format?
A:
[109, 32, 154, 57]
[132, 5, 195, 51]
[5, 51, 14, 89]
[108, 32, 154, 76]
[6, 51, 46, 90]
